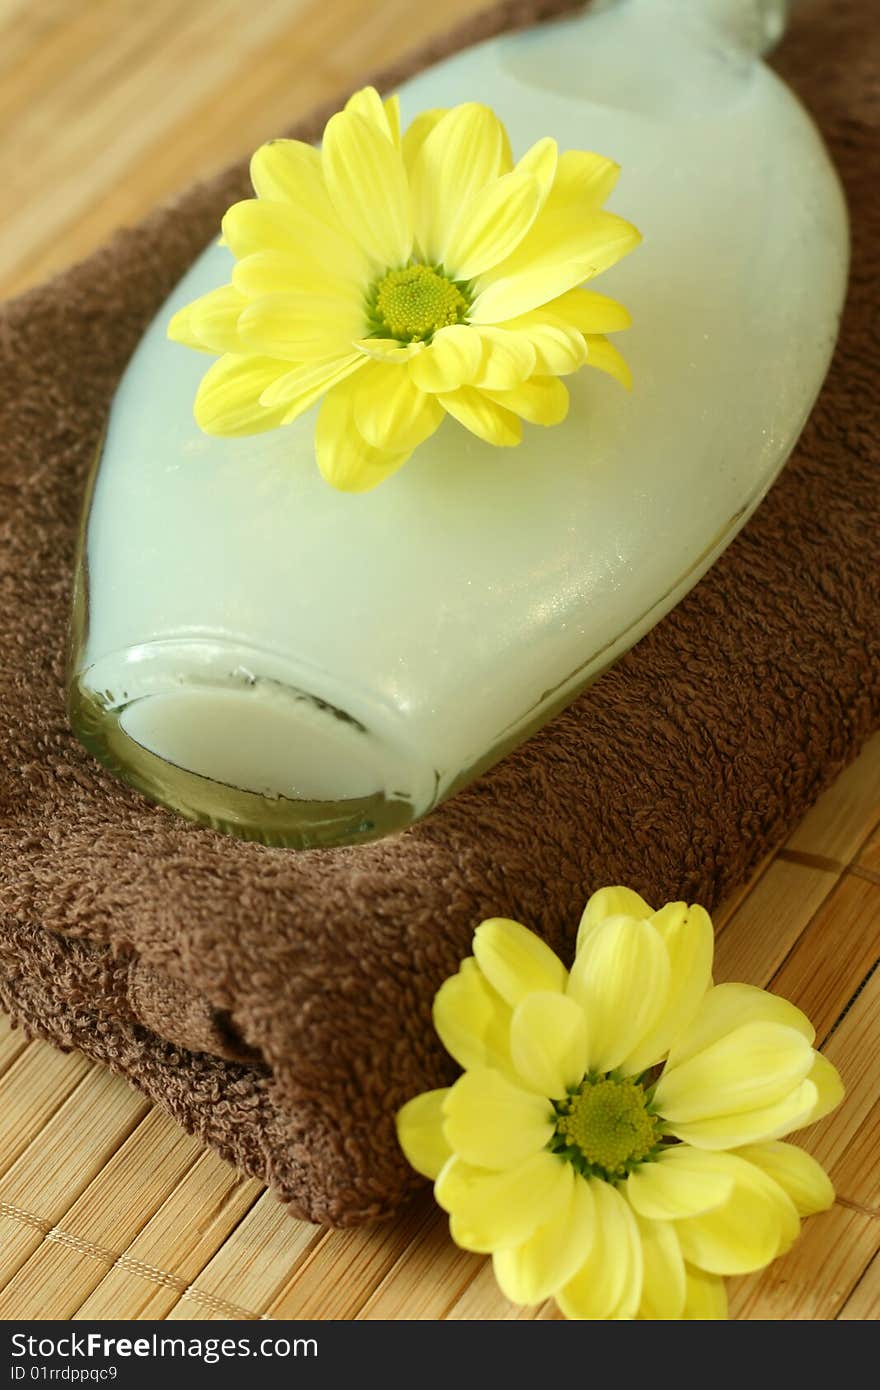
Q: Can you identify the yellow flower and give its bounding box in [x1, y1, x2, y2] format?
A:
[397, 887, 843, 1320]
[168, 87, 640, 491]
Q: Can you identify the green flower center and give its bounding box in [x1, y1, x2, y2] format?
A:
[371, 264, 470, 343]
[551, 1076, 661, 1181]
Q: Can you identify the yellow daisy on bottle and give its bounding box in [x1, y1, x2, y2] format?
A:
[397, 887, 844, 1320]
[168, 87, 640, 491]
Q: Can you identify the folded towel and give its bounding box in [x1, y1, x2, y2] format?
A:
[1, 0, 878, 1227]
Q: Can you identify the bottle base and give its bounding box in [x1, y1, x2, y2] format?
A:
[68, 682, 416, 849]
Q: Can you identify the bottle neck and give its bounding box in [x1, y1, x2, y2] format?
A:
[595, 0, 790, 57]
[702, 0, 790, 54]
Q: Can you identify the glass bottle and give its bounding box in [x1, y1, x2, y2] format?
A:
[67, 0, 848, 848]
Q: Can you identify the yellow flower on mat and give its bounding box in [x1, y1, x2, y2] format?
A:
[397, 887, 844, 1320]
[168, 87, 640, 491]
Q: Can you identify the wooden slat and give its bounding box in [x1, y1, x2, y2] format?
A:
[770, 876, 880, 1043]
[0, 0, 69, 79]
[711, 853, 774, 931]
[359, 1203, 482, 1320]
[0, 1067, 149, 1306]
[0, 1109, 201, 1317]
[856, 824, 880, 877]
[75, 1158, 262, 1321]
[0, 1046, 92, 1180]
[838, 1253, 880, 1320]
[0, 1014, 30, 1079]
[784, 732, 880, 864]
[1, 0, 313, 290]
[265, 1196, 436, 1319]
[714, 856, 840, 987]
[805, 964, 880, 1208]
[444, 1262, 547, 1320]
[164, 1190, 320, 1320]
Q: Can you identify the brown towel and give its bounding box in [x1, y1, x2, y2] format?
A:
[1, 0, 878, 1227]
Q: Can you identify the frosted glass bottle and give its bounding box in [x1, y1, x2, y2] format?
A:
[67, 0, 848, 848]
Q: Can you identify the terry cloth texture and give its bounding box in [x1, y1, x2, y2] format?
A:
[1, 0, 879, 1227]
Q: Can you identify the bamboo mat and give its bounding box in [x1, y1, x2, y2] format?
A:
[2, 0, 879, 1322]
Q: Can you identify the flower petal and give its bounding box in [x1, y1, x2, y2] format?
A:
[625, 1148, 735, 1221]
[383, 95, 401, 147]
[674, 1156, 800, 1275]
[549, 148, 622, 210]
[193, 354, 291, 436]
[482, 376, 569, 427]
[260, 352, 365, 415]
[238, 292, 365, 360]
[681, 1265, 728, 1319]
[353, 361, 443, 451]
[354, 337, 425, 364]
[732, 1141, 835, 1217]
[803, 1050, 845, 1125]
[509, 991, 588, 1098]
[665, 1079, 820, 1150]
[585, 334, 632, 389]
[167, 303, 212, 354]
[493, 1172, 594, 1305]
[401, 106, 448, 175]
[432, 956, 514, 1076]
[498, 313, 587, 376]
[410, 102, 511, 264]
[408, 325, 482, 393]
[665, 983, 815, 1072]
[472, 918, 568, 1007]
[557, 1179, 643, 1319]
[222, 199, 304, 257]
[343, 86, 398, 143]
[222, 198, 366, 281]
[548, 287, 632, 334]
[315, 379, 410, 492]
[173, 284, 247, 353]
[655, 1021, 815, 1124]
[322, 108, 412, 268]
[438, 387, 522, 446]
[514, 136, 558, 203]
[437, 1151, 572, 1253]
[469, 266, 577, 326]
[566, 917, 670, 1074]
[480, 151, 624, 298]
[444, 170, 542, 279]
[250, 138, 323, 204]
[442, 1067, 555, 1170]
[396, 1088, 452, 1179]
[471, 201, 640, 322]
[233, 250, 352, 299]
[621, 902, 714, 1075]
[576, 886, 654, 953]
[472, 327, 536, 390]
[635, 1216, 686, 1320]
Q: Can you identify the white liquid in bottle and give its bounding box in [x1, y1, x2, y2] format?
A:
[68, 0, 848, 847]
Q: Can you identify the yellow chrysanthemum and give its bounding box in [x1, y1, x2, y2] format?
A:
[397, 887, 844, 1320]
[168, 87, 640, 491]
